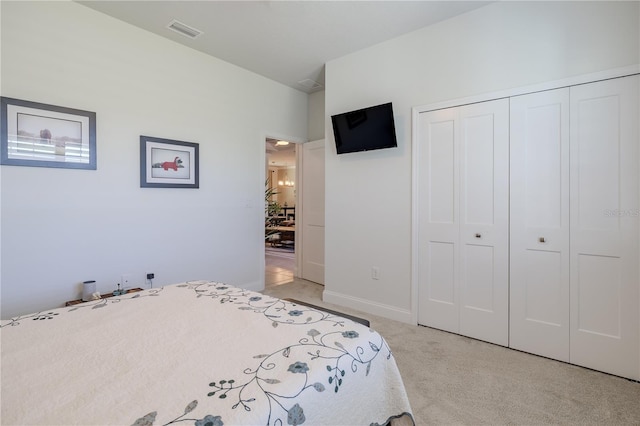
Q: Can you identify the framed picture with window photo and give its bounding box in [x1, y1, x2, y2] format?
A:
[0, 97, 96, 170]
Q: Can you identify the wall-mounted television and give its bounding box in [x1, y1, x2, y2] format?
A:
[331, 102, 398, 155]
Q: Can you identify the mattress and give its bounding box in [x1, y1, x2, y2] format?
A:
[1, 281, 414, 425]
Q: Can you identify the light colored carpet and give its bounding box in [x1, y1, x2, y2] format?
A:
[262, 278, 640, 425]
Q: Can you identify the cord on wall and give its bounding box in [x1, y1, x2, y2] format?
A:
[146, 273, 155, 288]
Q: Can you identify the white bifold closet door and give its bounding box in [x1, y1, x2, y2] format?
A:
[417, 99, 509, 346]
[509, 88, 571, 361]
[569, 76, 639, 379]
[510, 75, 639, 380]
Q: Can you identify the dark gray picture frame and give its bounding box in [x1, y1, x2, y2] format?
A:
[140, 135, 199, 188]
[0, 96, 96, 170]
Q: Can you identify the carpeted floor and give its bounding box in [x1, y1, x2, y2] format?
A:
[262, 278, 640, 425]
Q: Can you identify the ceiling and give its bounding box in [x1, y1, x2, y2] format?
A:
[77, 1, 490, 93]
[266, 138, 296, 167]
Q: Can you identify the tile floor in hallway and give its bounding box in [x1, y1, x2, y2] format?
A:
[265, 245, 295, 287]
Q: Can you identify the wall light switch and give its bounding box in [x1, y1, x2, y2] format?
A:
[371, 267, 380, 280]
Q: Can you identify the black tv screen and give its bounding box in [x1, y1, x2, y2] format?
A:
[331, 102, 398, 154]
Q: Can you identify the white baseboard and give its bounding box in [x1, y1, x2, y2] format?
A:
[322, 289, 413, 325]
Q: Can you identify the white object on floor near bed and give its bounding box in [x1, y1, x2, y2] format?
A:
[1, 281, 414, 426]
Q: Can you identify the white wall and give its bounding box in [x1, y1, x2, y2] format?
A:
[307, 90, 325, 141]
[324, 1, 640, 322]
[0, 1, 308, 319]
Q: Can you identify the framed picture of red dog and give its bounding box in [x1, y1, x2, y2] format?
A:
[1, 96, 96, 170]
[140, 135, 199, 188]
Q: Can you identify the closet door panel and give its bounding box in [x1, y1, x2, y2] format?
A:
[419, 242, 457, 332]
[459, 99, 509, 346]
[524, 250, 564, 325]
[570, 75, 639, 380]
[462, 113, 495, 225]
[426, 242, 456, 304]
[462, 244, 495, 311]
[576, 255, 622, 338]
[417, 108, 460, 333]
[509, 89, 570, 361]
[428, 119, 456, 225]
[573, 92, 622, 257]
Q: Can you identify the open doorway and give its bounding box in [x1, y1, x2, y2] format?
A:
[265, 138, 296, 288]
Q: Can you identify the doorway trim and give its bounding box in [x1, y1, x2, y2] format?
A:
[262, 132, 305, 290]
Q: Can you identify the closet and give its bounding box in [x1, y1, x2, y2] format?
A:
[509, 88, 571, 362]
[416, 74, 639, 380]
[417, 99, 509, 347]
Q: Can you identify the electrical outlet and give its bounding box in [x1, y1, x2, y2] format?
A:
[371, 267, 380, 280]
[121, 274, 133, 288]
[145, 272, 155, 289]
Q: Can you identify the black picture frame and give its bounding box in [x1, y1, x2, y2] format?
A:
[140, 135, 199, 188]
[0, 96, 96, 169]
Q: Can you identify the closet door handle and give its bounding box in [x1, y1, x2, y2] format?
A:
[539, 237, 546, 243]
[475, 233, 482, 238]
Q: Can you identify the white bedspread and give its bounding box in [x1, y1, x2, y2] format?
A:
[1, 281, 414, 426]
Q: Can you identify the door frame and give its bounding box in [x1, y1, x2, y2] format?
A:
[262, 132, 305, 289]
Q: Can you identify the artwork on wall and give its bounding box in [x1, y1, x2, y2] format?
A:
[0, 97, 96, 169]
[140, 135, 199, 188]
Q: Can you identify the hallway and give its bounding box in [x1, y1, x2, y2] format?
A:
[265, 245, 295, 287]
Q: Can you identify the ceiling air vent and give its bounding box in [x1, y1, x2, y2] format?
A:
[297, 79, 324, 91]
[166, 19, 203, 39]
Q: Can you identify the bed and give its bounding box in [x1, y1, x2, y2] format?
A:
[1, 281, 414, 425]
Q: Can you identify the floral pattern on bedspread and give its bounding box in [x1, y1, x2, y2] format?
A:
[133, 281, 393, 425]
[0, 287, 166, 328]
[1, 281, 414, 426]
